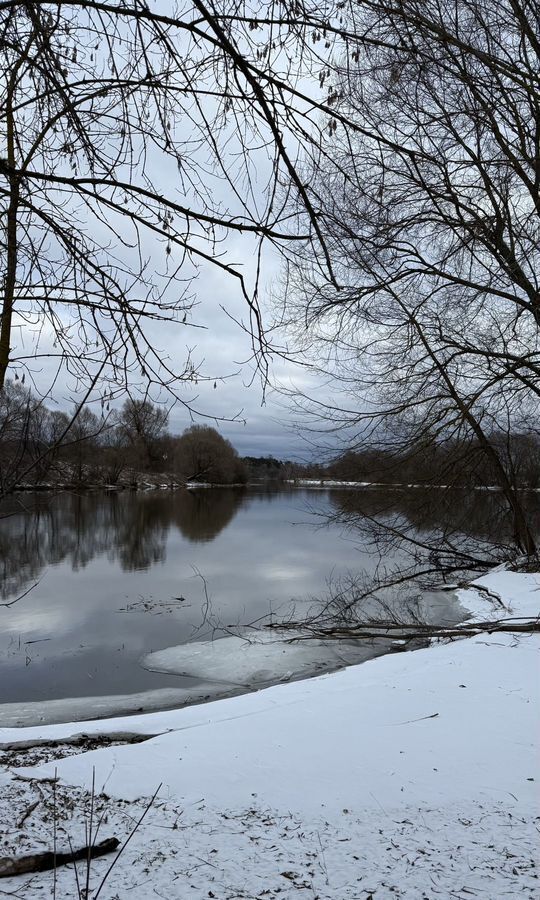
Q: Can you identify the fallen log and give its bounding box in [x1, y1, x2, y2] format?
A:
[0, 837, 120, 878]
[266, 616, 540, 641]
[0, 730, 156, 752]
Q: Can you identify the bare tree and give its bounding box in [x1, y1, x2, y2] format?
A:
[0, 377, 34, 491]
[62, 404, 102, 482]
[280, 0, 540, 557]
[0, 0, 372, 409]
[117, 396, 168, 471]
[0, 0, 388, 501]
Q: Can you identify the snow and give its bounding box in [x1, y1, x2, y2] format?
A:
[7, 628, 538, 814]
[0, 570, 538, 898]
[458, 567, 540, 620]
[286, 478, 374, 488]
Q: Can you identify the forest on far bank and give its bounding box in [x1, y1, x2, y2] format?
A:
[3, 378, 540, 494]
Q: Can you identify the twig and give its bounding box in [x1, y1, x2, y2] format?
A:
[472, 583, 507, 610]
[389, 712, 439, 726]
[266, 616, 540, 640]
[85, 768, 96, 899]
[52, 771, 57, 900]
[93, 784, 162, 899]
[0, 581, 39, 609]
[316, 831, 329, 886]
[16, 800, 39, 829]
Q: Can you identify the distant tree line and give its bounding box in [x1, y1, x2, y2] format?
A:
[0, 381, 251, 494]
[325, 435, 540, 491]
[0, 379, 323, 495]
[4, 378, 538, 497]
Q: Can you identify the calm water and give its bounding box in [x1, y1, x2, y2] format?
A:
[0, 487, 369, 705]
[0, 485, 491, 712]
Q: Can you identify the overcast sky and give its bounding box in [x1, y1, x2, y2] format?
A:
[17, 231, 327, 461]
[8, 14, 341, 463]
[139, 241, 324, 461]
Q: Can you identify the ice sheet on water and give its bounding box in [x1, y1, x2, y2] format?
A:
[141, 586, 467, 685]
[142, 629, 390, 684]
[0, 684, 227, 728]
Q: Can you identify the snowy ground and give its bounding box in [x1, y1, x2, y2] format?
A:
[0, 570, 538, 898]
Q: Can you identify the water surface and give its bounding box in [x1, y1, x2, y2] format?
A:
[0, 486, 470, 720]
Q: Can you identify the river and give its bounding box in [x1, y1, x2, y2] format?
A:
[0, 485, 502, 725]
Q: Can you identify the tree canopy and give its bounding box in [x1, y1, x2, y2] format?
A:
[173, 424, 246, 483]
[282, 0, 540, 555]
[0, 0, 364, 405]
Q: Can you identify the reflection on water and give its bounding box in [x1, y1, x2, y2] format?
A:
[0, 487, 360, 705]
[328, 486, 538, 544]
[0, 485, 514, 711]
[175, 488, 247, 542]
[0, 488, 248, 600]
[326, 486, 540, 579]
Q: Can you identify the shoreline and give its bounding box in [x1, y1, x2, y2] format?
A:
[8, 478, 540, 494]
[0, 568, 525, 729]
[0, 567, 538, 897]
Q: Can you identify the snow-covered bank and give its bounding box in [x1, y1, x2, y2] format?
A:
[0, 570, 538, 898]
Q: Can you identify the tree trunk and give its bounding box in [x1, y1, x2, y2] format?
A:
[0, 86, 19, 392]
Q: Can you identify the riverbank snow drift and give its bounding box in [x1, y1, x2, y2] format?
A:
[0, 569, 538, 898]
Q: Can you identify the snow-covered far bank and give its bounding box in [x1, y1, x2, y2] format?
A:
[0, 569, 538, 898]
[286, 477, 540, 492]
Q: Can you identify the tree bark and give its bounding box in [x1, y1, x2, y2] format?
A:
[0, 66, 20, 392]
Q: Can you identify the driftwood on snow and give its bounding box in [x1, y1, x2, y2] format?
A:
[267, 616, 540, 641]
[0, 837, 120, 878]
[0, 730, 156, 753]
